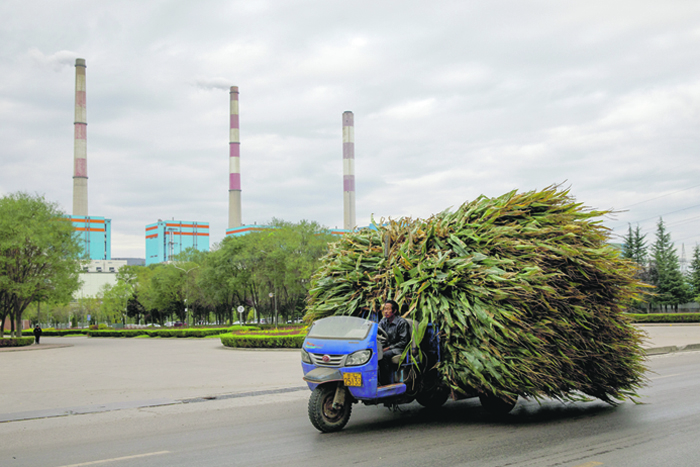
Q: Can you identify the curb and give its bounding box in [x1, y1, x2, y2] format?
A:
[645, 343, 700, 356]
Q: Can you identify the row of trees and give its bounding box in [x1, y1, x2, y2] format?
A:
[2, 191, 338, 331]
[90, 219, 336, 327]
[622, 218, 700, 311]
[0, 193, 83, 336]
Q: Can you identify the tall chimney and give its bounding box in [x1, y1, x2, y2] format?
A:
[342, 111, 356, 230]
[72, 58, 88, 216]
[228, 86, 242, 229]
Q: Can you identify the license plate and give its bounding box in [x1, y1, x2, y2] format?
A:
[343, 372, 362, 387]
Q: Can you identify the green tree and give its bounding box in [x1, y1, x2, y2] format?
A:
[100, 282, 131, 324]
[621, 223, 652, 310]
[238, 219, 334, 324]
[688, 245, 700, 300]
[622, 224, 648, 265]
[197, 219, 334, 326]
[197, 241, 248, 325]
[650, 218, 691, 311]
[0, 193, 82, 337]
[75, 296, 101, 326]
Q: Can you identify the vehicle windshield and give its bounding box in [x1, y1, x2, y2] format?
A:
[307, 316, 373, 340]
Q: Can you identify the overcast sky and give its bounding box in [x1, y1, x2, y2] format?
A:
[2, 1, 700, 260]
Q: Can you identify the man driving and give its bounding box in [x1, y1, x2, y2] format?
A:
[378, 300, 410, 385]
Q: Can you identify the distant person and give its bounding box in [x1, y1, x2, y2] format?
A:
[33, 324, 43, 344]
[378, 300, 410, 385]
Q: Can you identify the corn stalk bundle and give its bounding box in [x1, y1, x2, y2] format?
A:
[305, 186, 647, 403]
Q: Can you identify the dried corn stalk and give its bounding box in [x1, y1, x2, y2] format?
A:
[305, 186, 647, 403]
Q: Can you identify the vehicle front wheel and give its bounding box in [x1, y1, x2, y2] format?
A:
[308, 385, 352, 433]
[478, 392, 517, 415]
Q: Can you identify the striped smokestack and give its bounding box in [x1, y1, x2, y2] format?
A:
[228, 86, 242, 229]
[342, 111, 356, 230]
[73, 58, 88, 217]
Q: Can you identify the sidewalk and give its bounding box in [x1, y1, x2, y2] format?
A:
[0, 336, 304, 421]
[636, 323, 700, 355]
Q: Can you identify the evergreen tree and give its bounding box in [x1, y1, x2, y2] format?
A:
[621, 224, 650, 310]
[622, 225, 635, 262]
[621, 224, 648, 267]
[650, 218, 691, 310]
[688, 245, 700, 299]
[631, 225, 648, 265]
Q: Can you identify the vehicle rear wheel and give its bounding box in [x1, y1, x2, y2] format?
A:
[416, 386, 449, 408]
[308, 385, 352, 433]
[478, 392, 517, 415]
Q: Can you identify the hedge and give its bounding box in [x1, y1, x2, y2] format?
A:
[627, 313, 700, 323]
[87, 326, 258, 338]
[220, 333, 305, 349]
[3, 329, 89, 337]
[0, 337, 35, 347]
[42, 329, 90, 336]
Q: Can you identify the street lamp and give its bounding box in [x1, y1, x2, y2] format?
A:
[269, 291, 278, 328]
[173, 265, 200, 327]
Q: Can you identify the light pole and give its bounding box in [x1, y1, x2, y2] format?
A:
[173, 265, 200, 327]
[269, 291, 278, 328]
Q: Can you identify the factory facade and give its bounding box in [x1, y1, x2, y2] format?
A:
[145, 220, 210, 265]
[68, 215, 111, 260]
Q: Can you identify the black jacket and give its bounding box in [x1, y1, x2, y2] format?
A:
[378, 316, 410, 352]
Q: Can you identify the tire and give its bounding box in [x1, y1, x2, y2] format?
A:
[308, 385, 352, 433]
[478, 392, 517, 415]
[416, 387, 449, 408]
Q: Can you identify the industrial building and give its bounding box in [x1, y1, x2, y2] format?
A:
[68, 215, 111, 260]
[145, 220, 210, 265]
[75, 259, 127, 298]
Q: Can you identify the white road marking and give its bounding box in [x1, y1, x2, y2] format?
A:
[56, 450, 170, 467]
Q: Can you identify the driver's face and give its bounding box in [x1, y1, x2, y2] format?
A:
[382, 303, 395, 320]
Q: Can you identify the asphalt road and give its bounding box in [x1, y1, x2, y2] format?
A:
[2, 351, 700, 467]
[2, 328, 700, 467]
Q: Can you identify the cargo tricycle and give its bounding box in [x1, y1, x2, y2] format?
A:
[301, 315, 516, 432]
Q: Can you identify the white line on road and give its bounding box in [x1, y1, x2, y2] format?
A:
[650, 372, 687, 380]
[56, 450, 170, 467]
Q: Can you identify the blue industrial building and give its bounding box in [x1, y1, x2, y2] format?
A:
[68, 215, 112, 260]
[145, 220, 210, 265]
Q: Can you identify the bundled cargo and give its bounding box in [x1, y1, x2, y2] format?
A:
[305, 186, 646, 404]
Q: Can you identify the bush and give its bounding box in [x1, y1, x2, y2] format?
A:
[220, 333, 305, 349]
[255, 323, 306, 330]
[627, 313, 700, 323]
[0, 337, 35, 347]
[3, 328, 89, 337]
[42, 329, 90, 336]
[86, 326, 259, 338]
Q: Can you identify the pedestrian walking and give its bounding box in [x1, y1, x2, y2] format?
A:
[33, 324, 42, 344]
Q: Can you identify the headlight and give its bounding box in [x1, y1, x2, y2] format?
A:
[346, 349, 372, 366]
[301, 348, 312, 364]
